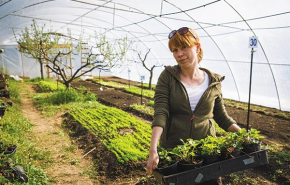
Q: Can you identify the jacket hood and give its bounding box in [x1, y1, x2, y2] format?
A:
[164, 65, 225, 86]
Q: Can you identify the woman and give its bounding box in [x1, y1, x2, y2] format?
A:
[146, 27, 241, 184]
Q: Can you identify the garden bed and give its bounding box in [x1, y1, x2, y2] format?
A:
[69, 78, 290, 184]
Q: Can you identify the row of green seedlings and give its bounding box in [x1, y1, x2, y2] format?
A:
[37, 78, 290, 120]
[68, 107, 152, 163]
[94, 79, 155, 99]
[93, 78, 156, 89]
[92, 81, 255, 134]
[36, 78, 155, 116]
[94, 78, 290, 120]
[158, 128, 264, 167]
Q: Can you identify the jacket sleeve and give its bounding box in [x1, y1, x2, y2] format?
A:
[151, 70, 170, 130]
[213, 90, 236, 131]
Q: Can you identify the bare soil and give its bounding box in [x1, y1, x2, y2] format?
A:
[17, 76, 290, 185]
[71, 76, 290, 185]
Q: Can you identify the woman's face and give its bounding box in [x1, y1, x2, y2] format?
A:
[172, 45, 199, 68]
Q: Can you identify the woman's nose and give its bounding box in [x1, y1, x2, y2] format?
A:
[177, 50, 183, 57]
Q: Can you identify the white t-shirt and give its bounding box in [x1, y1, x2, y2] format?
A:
[182, 72, 209, 112]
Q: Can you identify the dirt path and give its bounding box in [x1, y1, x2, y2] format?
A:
[20, 84, 97, 184]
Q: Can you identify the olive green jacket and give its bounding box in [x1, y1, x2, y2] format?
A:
[152, 65, 236, 148]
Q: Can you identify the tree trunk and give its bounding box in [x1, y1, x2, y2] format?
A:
[39, 59, 44, 79]
[149, 70, 153, 90]
[64, 81, 71, 90]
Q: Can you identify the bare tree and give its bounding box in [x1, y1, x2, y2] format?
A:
[14, 21, 131, 89]
[133, 48, 163, 89]
[44, 35, 130, 89]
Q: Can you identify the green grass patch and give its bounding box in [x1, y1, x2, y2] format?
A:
[137, 83, 156, 89]
[147, 101, 154, 107]
[94, 79, 129, 89]
[29, 77, 52, 82]
[38, 80, 66, 92]
[94, 79, 155, 99]
[124, 87, 154, 99]
[33, 87, 97, 105]
[7, 80, 22, 104]
[68, 107, 152, 163]
[130, 104, 154, 115]
[33, 90, 100, 117]
[0, 82, 50, 184]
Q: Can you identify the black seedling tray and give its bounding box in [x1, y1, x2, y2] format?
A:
[153, 149, 268, 185]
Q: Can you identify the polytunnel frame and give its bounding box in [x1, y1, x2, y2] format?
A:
[7, 0, 170, 76]
[73, 0, 171, 69]
[224, 0, 281, 110]
[0, 0, 286, 110]
[165, 0, 282, 110]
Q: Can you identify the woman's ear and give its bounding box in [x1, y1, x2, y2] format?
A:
[196, 43, 201, 52]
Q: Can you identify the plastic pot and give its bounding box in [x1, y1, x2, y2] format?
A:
[4, 145, 18, 154]
[203, 155, 221, 165]
[242, 143, 261, 154]
[221, 149, 241, 160]
[177, 157, 203, 172]
[0, 106, 6, 117]
[156, 162, 178, 176]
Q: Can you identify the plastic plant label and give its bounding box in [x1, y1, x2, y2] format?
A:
[249, 36, 258, 48]
[195, 173, 204, 183]
[243, 157, 255, 165]
[140, 75, 145, 81]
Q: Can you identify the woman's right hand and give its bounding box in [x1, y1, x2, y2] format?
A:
[147, 126, 163, 175]
[146, 150, 159, 175]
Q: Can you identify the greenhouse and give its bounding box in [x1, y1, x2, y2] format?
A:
[0, 0, 289, 184]
[1, 0, 290, 111]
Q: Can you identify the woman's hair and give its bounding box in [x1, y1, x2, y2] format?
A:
[168, 28, 203, 63]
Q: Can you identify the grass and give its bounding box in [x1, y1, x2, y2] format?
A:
[124, 87, 154, 99]
[6, 79, 22, 104]
[130, 103, 154, 115]
[32, 85, 98, 116]
[0, 81, 50, 184]
[94, 79, 155, 99]
[136, 83, 156, 89]
[94, 79, 129, 89]
[37, 80, 66, 91]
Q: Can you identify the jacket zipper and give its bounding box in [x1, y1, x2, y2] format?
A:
[185, 84, 214, 138]
[168, 67, 220, 138]
[180, 83, 195, 138]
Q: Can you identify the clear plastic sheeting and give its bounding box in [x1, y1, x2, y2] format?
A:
[0, 0, 290, 111]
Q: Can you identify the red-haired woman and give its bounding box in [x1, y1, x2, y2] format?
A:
[147, 27, 242, 185]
